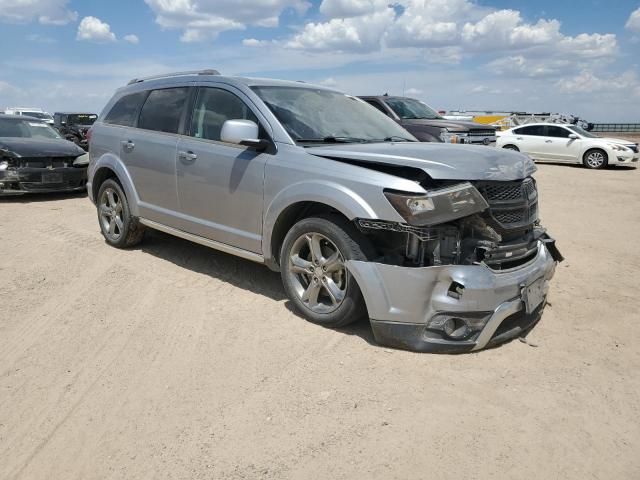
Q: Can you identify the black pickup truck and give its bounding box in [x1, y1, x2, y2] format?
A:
[53, 112, 97, 150]
[359, 95, 496, 146]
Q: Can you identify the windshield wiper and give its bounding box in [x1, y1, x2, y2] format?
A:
[365, 136, 416, 143]
[296, 136, 368, 144]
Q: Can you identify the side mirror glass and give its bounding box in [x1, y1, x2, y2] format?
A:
[220, 119, 268, 150]
[568, 133, 578, 139]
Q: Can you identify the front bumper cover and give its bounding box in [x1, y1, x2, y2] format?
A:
[346, 238, 560, 353]
[0, 167, 87, 195]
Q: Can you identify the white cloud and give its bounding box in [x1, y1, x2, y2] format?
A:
[556, 70, 640, 95]
[242, 38, 270, 47]
[319, 77, 338, 87]
[77, 16, 117, 43]
[144, 0, 311, 42]
[626, 8, 640, 32]
[404, 87, 422, 96]
[0, 0, 77, 25]
[124, 34, 140, 44]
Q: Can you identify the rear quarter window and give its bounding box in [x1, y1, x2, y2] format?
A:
[104, 91, 149, 127]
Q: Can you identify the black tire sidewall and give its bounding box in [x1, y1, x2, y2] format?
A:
[280, 216, 370, 327]
[97, 179, 135, 248]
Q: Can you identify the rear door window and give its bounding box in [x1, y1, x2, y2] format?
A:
[514, 125, 545, 136]
[104, 91, 148, 127]
[138, 88, 190, 134]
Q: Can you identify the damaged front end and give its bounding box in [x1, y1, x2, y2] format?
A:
[0, 149, 88, 196]
[349, 176, 563, 353]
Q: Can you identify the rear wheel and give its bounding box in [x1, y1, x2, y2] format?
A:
[97, 179, 145, 248]
[583, 149, 608, 169]
[502, 144, 520, 151]
[280, 215, 372, 328]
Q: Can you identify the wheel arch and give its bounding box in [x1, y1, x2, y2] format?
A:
[263, 182, 380, 270]
[90, 153, 141, 217]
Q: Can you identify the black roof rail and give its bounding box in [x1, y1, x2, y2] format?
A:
[127, 69, 220, 85]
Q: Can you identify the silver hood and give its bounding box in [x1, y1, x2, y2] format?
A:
[305, 142, 537, 181]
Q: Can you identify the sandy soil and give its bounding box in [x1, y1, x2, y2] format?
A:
[1, 162, 639, 480]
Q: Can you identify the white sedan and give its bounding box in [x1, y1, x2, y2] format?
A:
[497, 123, 639, 169]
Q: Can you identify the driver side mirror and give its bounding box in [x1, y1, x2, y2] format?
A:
[568, 133, 579, 139]
[220, 119, 269, 151]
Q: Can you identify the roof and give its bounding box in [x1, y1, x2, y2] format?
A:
[121, 70, 339, 92]
[509, 123, 577, 128]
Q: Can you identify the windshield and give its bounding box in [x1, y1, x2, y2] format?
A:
[384, 98, 442, 120]
[68, 114, 97, 125]
[251, 86, 416, 143]
[21, 111, 53, 121]
[567, 125, 599, 139]
[0, 118, 62, 139]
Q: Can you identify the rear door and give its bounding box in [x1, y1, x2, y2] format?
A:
[512, 125, 548, 160]
[539, 125, 581, 162]
[174, 85, 270, 253]
[119, 87, 190, 225]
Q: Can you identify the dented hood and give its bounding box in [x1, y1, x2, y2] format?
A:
[305, 142, 536, 181]
[0, 137, 85, 158]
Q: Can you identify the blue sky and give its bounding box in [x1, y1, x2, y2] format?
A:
[1, 0, 639, 121]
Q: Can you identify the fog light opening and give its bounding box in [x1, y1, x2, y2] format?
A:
[443, 317, 470, 339]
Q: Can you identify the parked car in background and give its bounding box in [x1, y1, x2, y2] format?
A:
[88, 70, 562, 353]
[497, 123, 639, 169]
[4, 107, 54, 124]
[358, 95, 497, 145]
[53, 112, 98, 150]
[0, 114, 88, 195]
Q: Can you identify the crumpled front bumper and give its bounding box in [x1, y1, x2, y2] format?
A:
[0, 167, 87, 196]
[346, 239, 561, 353]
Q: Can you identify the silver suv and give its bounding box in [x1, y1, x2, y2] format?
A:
[88, 70, 562, 353]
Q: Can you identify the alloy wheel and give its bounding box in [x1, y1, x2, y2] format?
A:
[287, 232, 348, 314]
[99, 187, 124, 241]
[586, 151, 605, 168]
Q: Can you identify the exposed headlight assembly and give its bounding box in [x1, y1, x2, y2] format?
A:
[384, 182, 489, 226]
[440, 131, 469, 144]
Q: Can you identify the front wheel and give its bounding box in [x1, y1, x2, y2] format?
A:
[280, 215, 373, 328]
[583, 149, 608, 169]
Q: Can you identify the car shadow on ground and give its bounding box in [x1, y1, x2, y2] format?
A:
[138, 229, 379, 347]
[0, 191, 88, 203]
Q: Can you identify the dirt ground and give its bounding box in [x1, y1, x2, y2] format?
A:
[1, 161, 639, 480]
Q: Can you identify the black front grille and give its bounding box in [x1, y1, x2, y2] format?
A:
[475, 178, 538, 232]
[469, 129, 496, 136]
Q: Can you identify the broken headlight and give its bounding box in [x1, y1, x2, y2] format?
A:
[384, 182, 489, 226]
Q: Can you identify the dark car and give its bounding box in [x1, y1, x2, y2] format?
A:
[53, 112, 98, 150]
[359, 95, 496, 145]
[0, 114, 88, 195]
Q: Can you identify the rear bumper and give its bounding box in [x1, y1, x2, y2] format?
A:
[0, 167, 87, 195]
[346, 239, 560, 353]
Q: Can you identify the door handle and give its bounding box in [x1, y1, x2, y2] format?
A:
[121, 140, 135, 152]
[545, 140, 553, 143]
[516, 137, 523, 140]
[178, 150, 198, 163]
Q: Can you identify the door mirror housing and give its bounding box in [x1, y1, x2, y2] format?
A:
[568, 133, 579, 139]
[220, 119, 268, 151]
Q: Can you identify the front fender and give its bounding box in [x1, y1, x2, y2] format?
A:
[89, 153, 141, 216]
[262, 180, 392, 264]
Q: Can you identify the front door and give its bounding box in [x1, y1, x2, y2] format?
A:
[175, 86, 269, 254]
[538, 125, 582, 162]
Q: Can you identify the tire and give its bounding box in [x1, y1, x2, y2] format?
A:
[583, 148, 608, 169]
[502, 144, 519, 152]
[280, 215, 373, 328]
[96, 178, 145, 248]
